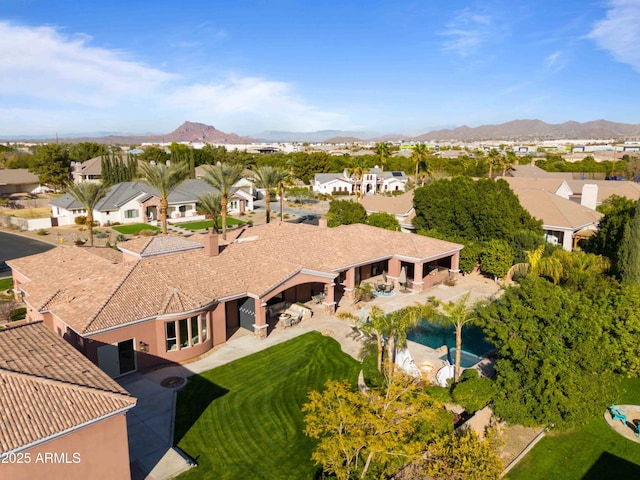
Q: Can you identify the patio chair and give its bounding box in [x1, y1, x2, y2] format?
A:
[384, 284, 392, 295]
[610, 404, 627, 425]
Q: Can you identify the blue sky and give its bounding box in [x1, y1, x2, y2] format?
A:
[1, 0, 640, 136]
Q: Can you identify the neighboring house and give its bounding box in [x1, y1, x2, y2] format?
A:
[0, 168, 49, 195]
[313, 167, 408, 196]
[50, 179, 254, 226]
[505, 181, 603, 250]
[8, 222, 463, 377]
[0, 321, 136, 480]
[502, 177, 573, 200]
[71, 156, 141, 184]
[360, 191, 416, 233]
[194, 166, 257, 198]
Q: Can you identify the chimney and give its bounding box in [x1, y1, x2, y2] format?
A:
[204, 228, 219, 256]
[318, 217, 328, 228]
[581, 184, 598, 211]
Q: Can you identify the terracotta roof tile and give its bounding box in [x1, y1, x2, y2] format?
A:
[0, 322, 135, 453]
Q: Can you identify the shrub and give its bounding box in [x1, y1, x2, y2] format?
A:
[95, 231, 109, 239]
[452, 369, 495, 414]
[139, 229, 156, 237]
[74, 238, 86, 246]
[75, 216, 87, 225]
[36, 229, 48, 236]
[115, 234, 126, 242]
[9, 307, 27, 322]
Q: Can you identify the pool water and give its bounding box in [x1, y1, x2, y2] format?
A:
[439, 348, 484, 368]
[407, 320, 494, 357]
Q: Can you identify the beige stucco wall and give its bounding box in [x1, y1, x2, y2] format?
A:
[1, 413, 131, 480]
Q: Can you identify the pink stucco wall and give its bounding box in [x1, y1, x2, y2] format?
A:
[1, 413, 131, 480]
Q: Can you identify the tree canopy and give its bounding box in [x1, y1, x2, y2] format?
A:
[30, 144, 72, 190]
[367, 212, 401, 231]
[327, 199, 367, 227]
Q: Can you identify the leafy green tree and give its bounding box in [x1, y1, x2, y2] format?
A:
[620, 200, 640, 284]
[286, 186, 314, 204]
[477, 277, 618, 428]
[138, 145, 169, 164]
[251, 165, 287, 224]
[413, 177, 542, 246]
[139, 162, 190, 235]
[30, 144, 72, 190]
[451, 369, 495, 414]
[291, 152, 330, 184]
[479, 239, 513, 278]
[69, 142, 109, 162]
[202, 163, 243, 240]
[66, 182, 106, 247]
[366, 212, 401, 231]
[303, 375, 452, 480]
[326, 199, 367, 227]
[197, 192, 223, 231]
[587, 195, 636, 273]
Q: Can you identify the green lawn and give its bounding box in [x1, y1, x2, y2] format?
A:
[174, 332, 360, 480]
[0, 277, 13, 291]
[111, 223, 160, 234]
[509, 377, 640, 479]
[178, 218, 245, 231]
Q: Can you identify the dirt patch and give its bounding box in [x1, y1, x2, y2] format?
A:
[498, 424, 544, 465]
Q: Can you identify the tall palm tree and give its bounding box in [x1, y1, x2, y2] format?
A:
[411, 144, 430, 188]
[202, 163, 243, 240]
[503, 150, 516, 176]
[252, 165, 287, 224]
[197, 192, 223, 232]
[439, 293, 481, 383]
[338, 305, 388, 373]
[66, 181, 106, 247]
[347, 160, 367, 201]
[374, 142, 391, 193]
[487, 149, 501, 179]
[138, 162, 189, 235]
[383, 303, 428, 378]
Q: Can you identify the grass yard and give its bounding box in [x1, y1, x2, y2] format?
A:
[179, 218, 245, 231]
[0, 277, 13, 291]
[111, 223, 160, 235]
[175, 332, 360, 480]
[509, 377, 640, 479]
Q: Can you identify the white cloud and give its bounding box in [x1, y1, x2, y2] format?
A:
[589, 0, 640, 71]
[0, 21, 347, 135]
[544, 50, 565, 73]
[440, 8, 493, 56]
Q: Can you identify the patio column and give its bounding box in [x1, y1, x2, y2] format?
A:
[413, 261, 424, 292]
[323, 282, 336, 315]
[388, 258, 401, 281]
[253, 300, 268, 340]
[343, 268, 356, 299]
[211, 304, 226, 346]
[449, 251, 460, 280]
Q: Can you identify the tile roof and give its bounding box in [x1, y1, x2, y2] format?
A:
[0, 168, 40, 185]
[119, 235, 204, 257]
[0, 322, 135, 453]
[565, 179, 640, 202]
[10, 223, 462, 335]
[508, 164, 575, 180]
[502, 176, 568, 194]
[360, 191, 414, 215]
[511, 188, 602, 230]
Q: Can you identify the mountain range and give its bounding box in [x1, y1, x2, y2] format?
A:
[3, 119, 640, 144]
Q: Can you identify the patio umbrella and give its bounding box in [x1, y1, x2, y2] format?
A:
[361, 307, 366, 325]
[398, 266, 407, 291]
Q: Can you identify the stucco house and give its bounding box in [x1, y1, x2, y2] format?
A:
[8, 222, 462, 377]
[0, 168, 49, 195]
[50, 179, 254, 226]
[313, 167, 408, 196]
[360, 191, 416, 233]
[0, 321, 136, 480]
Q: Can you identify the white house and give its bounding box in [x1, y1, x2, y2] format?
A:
[313, 167, 408, 196]
[50, 179, 254, 226]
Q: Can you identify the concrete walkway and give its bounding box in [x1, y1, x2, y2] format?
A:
[119, 273, 500, 480]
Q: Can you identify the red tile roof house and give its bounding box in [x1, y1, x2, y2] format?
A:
[0, 321, 136, 480]
[7, 222, 462, 377]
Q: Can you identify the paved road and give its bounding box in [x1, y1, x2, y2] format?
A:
[0, 231, 55, 275]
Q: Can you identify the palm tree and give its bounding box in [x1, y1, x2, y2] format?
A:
[277, 169, 291, 222]
[347, 159, 368, 201]
[252, 165, 288, 223]
[440, 293, 480, 383]
[138, 162, 189, 235]
[487, 149, 501, 179]
[374, 142, 391, 193]
[383, 303, 430, 378]
[502, 150, 516, 176]
[66, 181, 106, 247]
[338, 305, 388, 373]
[197, 192, 223, 232]
[202, 163, 243, 240]
[411, 144, 430, 188]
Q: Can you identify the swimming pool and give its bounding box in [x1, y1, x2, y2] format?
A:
[407, 320, 494, 357]
[439, 348, 484, 368]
